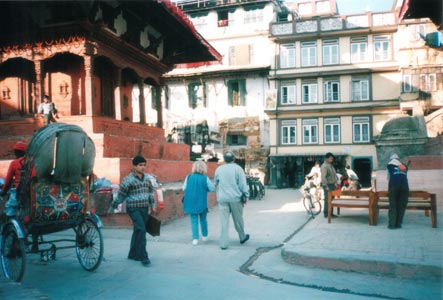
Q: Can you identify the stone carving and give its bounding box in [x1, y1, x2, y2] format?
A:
[320, 18, 343, 31]
[271, 23, 293, 35]
[296, 20, 318, 33]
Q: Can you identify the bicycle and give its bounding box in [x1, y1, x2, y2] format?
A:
[302, 179, 322, 218]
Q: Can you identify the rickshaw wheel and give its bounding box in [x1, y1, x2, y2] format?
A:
[75, 218, 103, 271]
[1, 224, 26, 282]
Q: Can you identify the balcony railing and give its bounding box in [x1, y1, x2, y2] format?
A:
[271, 12, 397, 37]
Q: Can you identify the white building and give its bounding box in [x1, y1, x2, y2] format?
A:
[163, 0, 286, 177]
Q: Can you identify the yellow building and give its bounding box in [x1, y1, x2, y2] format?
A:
[266, 0, 442, 188]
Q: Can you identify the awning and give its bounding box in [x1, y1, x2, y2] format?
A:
[398, 0, 442, 26]
[159, 0, 222, 66]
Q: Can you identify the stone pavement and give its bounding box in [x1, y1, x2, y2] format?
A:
[275, 206, 443, 300]
[1, 188, 442, 300]
[283, 209, 442, 279]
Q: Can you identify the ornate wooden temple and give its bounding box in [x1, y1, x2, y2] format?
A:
[0, 1, 221, 186]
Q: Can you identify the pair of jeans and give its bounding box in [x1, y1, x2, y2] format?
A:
[127, 207, 149, 261]
[189, 212, 208, 240]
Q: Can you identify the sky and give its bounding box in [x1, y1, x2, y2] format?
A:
[334, 0, 394, 15]
[286, 0, 395, 15]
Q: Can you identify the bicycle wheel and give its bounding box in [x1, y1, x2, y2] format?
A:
[310, 198, 322, 216]
[303, 194, 314, 216]
[76, 218, 104, 272]
[1, 224, 26, 282]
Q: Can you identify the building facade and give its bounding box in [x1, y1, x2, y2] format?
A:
[163, 0, 284, 181]
[267, 0, 406, 188]
[0, 0, 221, 184]
[397, 17, 443, 137]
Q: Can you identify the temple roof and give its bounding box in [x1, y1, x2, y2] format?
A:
[0, 0, 221, 66]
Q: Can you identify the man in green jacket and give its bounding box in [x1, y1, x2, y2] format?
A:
[321, 152, 338, 218]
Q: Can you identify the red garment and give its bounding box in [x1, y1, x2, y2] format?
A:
[1, 157, 25, 194]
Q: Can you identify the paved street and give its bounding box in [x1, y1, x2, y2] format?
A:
[1, 188, 441, 300]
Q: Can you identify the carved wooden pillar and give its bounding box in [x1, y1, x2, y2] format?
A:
[155, 85, 163, 128]
[138, 78, 146, 124]
[114, 69, 122, 121]
[84, 56, 95, 116]
[34, 60, 43, 112]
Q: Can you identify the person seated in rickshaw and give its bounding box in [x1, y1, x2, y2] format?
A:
[1, 141, 28, 217]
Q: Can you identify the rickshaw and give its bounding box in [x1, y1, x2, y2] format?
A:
[0, 123, 104, 282]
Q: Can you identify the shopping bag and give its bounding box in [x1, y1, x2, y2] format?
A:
[145, 214, 161, 236]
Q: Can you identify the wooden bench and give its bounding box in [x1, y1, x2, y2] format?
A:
[375, 191, 437, 228]
[327, 189, 378, 225]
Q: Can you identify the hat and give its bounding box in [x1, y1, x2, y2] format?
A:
[132, 155, 146, 166]
[390, 153, 399, 160]
[13, 141, 28, 152]
[223, 151, 235, 163]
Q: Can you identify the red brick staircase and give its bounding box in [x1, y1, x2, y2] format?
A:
[0, 116, 218, 226]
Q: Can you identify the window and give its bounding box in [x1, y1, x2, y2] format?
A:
[188, 82, 205, 109]
[229, 44, 253, 66]
[301, 41, 317, 67]
[409, 23, 426, 41]
[351, 76, 369, 101]
[228, 79, 246, 106]
[227, 134, 247, 146]
[351, 37, 368, 62]
[281, 120, 296, 145]
[324, 79, 340, 102]
[217, 11, 228, 27]
[419, 74, 437, 92]
[280, 44, 295, 68]
[402, 74, 412, 93]
[302, 82, 317, 103]
[324, 118, 340, 143]
[244, 8, 263, 24]
[374, 35, 391, 61]
[280, 82, 296, 105]
[353, 116, 370, 143]
[322, 39, 338, 65]
[303, 119, 318, 144]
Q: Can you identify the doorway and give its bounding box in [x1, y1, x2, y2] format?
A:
[353, 158, 372, 188]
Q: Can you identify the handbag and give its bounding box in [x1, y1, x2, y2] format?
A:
[145, 214, 161, 236]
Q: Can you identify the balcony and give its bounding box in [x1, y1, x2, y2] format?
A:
[270, 12, 398, 38]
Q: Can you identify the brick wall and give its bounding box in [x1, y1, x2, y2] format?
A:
[374, 155, 443, 211]
[100, 185, 218, 227]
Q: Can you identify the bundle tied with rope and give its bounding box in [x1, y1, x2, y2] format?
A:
[17, 123, 96, 217]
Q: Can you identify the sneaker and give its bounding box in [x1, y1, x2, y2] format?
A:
[192, 239, 198, 246]
[201, 236, 209, 242]
[240, 234, 250, 244]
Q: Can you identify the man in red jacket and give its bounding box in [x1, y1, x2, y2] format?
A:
[1, 141, 28, 216]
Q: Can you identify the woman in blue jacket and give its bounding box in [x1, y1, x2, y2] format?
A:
[183, 161, 215, 245]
